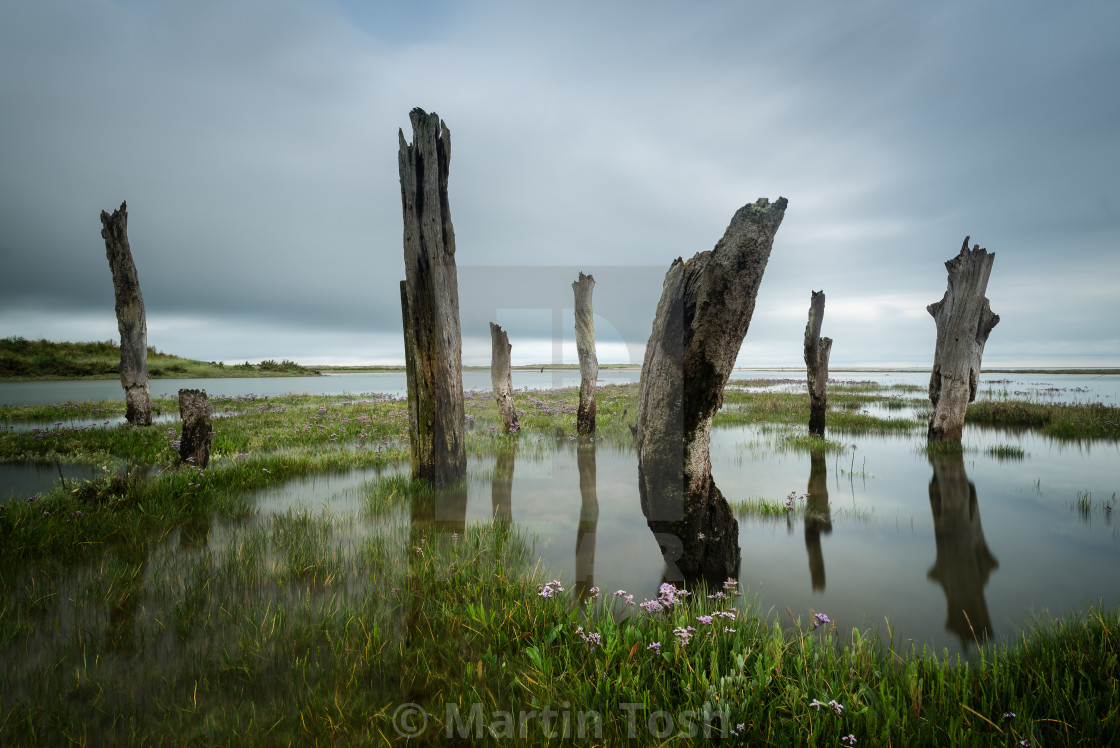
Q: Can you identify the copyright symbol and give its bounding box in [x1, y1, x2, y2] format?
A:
[392, 702, 428, 738]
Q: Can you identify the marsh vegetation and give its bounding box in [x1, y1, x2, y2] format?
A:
[1, 377, 1118, 744]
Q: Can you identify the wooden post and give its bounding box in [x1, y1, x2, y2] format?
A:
[803, 290, 832, 438]
[573, 272, 598, 435]
[178, 388, 212, 468]
[100, 201, 151, 426]
[927, 452, 998, 646]
[637, 197, 787, 584]
[927, 237, 1000, 443]
[398, 108, 465, 483]
[489, 322, 518, 434]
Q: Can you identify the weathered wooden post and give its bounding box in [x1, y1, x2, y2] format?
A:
[178, 388, 212, 467]
[398, 107, 466, 483]
[803, 290, 832, 438]
[99, 201, 151, 426]
[573, 272, 598, 435]
[927, 237, 1000, 443]
[637, 197, 788, 584]
[927, 452, 997, 646]
[489, 322, 518, 434]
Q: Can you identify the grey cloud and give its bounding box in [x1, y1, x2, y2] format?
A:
[1, 0, 1118, 367]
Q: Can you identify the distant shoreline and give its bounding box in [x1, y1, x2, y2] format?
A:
[315, 365, 1120, 376]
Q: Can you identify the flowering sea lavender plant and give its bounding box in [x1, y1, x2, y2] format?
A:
[672, 626, 696, 645]
[574, 626, 602, 651]
[538, 579, 565, 598]
[811, 612, 832, 630]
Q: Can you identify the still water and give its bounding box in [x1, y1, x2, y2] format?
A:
[238, 421, 1119, 656]
[3, 370, 1118, 655]
[3, 369, 1119, 408]
[0, 369, 645, 407]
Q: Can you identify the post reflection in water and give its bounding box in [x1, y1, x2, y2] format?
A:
[804, 451, 833, 592]
[410, 481, 469, 538]
[105, 544, 147, 654]
[575, 443, 599, 604]
[179, 516, 211, 550]
[927, 452, 999, 647]
[491, 446, 516, 526]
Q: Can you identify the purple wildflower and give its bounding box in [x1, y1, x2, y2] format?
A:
[575, 626, 602, 651]
[646, 641, 661, 654]
[538, 579, 565, 598]
[811, 612, 832, 630]
[841, 735, 857, 746]
[640, 599, 664, 614]
[697, 615, 714, 626]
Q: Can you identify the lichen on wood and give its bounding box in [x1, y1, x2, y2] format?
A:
[927, 237, 1000, 443]
[803, 290, 832, 438]
[573, 272, 598, 435]
[99, 201, 151, 426]
[637, 197, 788, 584]
[398, 108, 465, 483]
[489, 322, 518, 434]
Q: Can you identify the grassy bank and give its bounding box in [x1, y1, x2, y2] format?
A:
[1, 380, 1118, 744]
[0, 337, 320, 380]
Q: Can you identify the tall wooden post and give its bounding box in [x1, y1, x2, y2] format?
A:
[398, 108, 465, 483]
[573, 272, 598, 435]
[637, 197, 787, 584]
[927, 238, 1000, 443]
[489, 322, 518, 434]
[803, 290, 832, 438]
[100, 201, 151, 426]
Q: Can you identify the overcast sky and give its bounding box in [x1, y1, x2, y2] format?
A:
[2, 1, 1118, 368]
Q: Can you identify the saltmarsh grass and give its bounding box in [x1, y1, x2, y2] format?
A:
[966, 399, 1120, 439]
[1, 380, 1119, 744]
[986, 444, 1028, 460]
